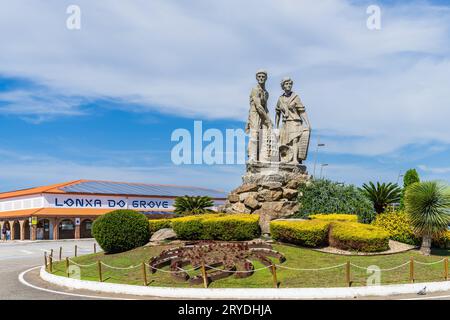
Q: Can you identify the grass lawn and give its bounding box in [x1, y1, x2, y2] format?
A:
[50, 243, 450, 288]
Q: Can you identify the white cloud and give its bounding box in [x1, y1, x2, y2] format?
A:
[418, 164, 450, 174]
[0, 0, 449, 155]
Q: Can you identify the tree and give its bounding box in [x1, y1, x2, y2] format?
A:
[174, 195, 214, 215]
[400, 169, 420, 208]
[404, 169, 420, 187]
[359, 182, 401, 214]
[405, 181, 450, 255]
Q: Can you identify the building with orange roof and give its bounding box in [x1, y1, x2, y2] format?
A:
[0, 180, 226, 241]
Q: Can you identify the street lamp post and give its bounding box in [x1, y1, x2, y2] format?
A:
[319, 163, 329, 179]
[313, 136, 325, 179]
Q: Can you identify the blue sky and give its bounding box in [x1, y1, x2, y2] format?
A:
[1, 0, 450, 192]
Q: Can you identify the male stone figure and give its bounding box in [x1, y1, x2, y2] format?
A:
[245, 69, 272, 163]
[275, 77, 311, 164]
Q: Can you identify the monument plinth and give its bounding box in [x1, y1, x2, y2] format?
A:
[222, 72, 312, 234]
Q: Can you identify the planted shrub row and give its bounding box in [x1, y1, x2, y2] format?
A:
[270, 220, 331, 247]
[150, 213, 261, 241]
[372, 211, 420, 245]
[329, 222, 390, 252]
[309, 214, 357, 222]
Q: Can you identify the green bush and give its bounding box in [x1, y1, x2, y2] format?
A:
[170, 213, 260, 241]
[270, 220, 330, 247]
[309, 213, 358, 222]
[149, 219, 172, 234]
[92, 210, 150, 253]
[433, 231, 450, 249]
[372, 211, 420, 245]
[202, 214, 260, 241]
[329, 222, 390, 252]
[296, 179, 375, 223]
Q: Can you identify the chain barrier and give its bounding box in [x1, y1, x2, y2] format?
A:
[276, 263, 347, 271]
[67, 259, 98, 267]
[100, 261, 141, 270]
[414, 258, 446, 265]
[350, 261, 410, 271]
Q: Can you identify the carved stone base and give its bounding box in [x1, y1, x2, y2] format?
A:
[221, 162, 311, 234]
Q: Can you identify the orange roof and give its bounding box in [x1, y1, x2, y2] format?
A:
[0, 180, 83, 200]
[0, 207, 174, 219]
[0, 209, 39, 219]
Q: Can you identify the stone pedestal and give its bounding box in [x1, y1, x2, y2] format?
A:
[222, 161, 311, 234]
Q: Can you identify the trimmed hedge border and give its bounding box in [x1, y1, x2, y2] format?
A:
[270, 220, 331, 247]
[149, 213, 261, 241]
[329, 222, 390, 252]
[309, 214, 358, 222]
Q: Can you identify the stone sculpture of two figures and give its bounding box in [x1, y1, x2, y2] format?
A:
[245, 69, 311, 167]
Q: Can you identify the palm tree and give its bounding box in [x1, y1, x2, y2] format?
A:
[359, 182, 401, 214]
[405, 181, 450, 255]
[174, 195, 214, 216]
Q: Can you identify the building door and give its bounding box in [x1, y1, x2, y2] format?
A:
[80, 219, 93, 238]
[59, 219, 75, 239]
[37, 219, 50, 240]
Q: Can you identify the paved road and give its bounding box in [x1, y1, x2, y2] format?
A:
[1, 240, 449, 300]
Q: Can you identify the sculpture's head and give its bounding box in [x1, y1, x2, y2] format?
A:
[281, 77, 293, 93]
[255, 69, 267, 85]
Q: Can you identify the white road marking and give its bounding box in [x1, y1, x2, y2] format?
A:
[18, 266, 134, 300]
[20, 250, 33, 255]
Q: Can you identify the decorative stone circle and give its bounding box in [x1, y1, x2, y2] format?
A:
[149, 241, 286, 286]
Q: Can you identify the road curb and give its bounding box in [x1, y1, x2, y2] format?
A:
[40, 267, 450, 299]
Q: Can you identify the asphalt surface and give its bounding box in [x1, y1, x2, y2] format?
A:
[1, 240, 449, 300]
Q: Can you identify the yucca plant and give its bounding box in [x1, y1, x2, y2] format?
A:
[405, 181, 450, 255]
[174, 195, 214, 216]
[359, 182, 401, 214]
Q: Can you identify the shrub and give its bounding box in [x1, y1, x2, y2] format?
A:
[329, 222, 390, 252]
[270, 220, 330, 247]
[170, 213, 260, 241]
[92, 210, 150, 253]
[400, 169, 420, 209]
[372, 211, 420, 245]
[296, 179, 375, 223]
[149, 219, 172, 234]
[203, 214, 260, 241]
[173, 195, 214, 215]
[309, 214, 357, 222]
[359, 182, 401, 214]
[433, 230, 450, 249]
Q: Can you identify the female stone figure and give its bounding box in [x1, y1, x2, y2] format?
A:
[275, 77, 311, 164]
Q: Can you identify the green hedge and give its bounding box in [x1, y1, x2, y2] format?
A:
[329, 222, 390, 252]
[270, 220, 330, 247]
[309, 213, 358, 222]
[433, 231, 450, 249]
[151, 213, 261, 241]
[92, 210, 150, 253]
[372, 211, 420, 245]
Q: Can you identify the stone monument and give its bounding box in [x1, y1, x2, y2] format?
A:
[222, 71, 312, 234]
